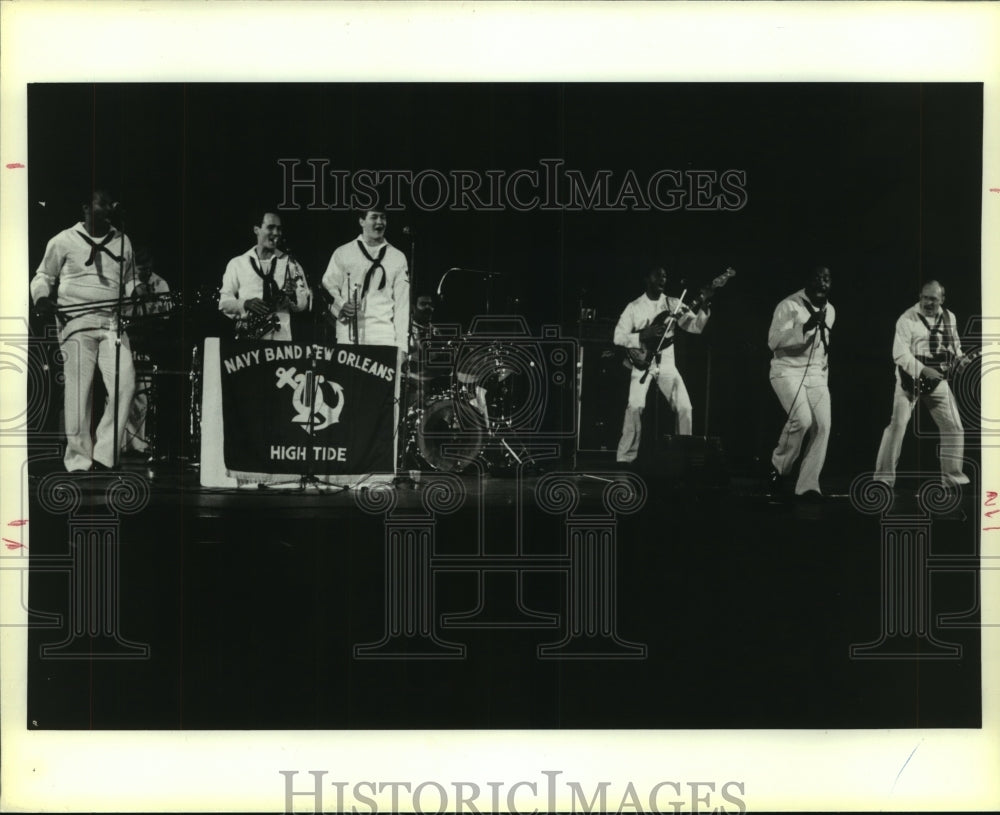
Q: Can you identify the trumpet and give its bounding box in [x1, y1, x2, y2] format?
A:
[351, 282, 360, 345]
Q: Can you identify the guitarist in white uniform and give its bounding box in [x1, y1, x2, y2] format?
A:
[874, 280, 969, 489]
[613, 267, 710, 464]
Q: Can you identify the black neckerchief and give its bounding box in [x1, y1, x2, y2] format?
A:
[76, 230, 122, 282]
[248, 254, 280, 303]
[357, 240, 388, 297]
[801, 295, 830, 354]
[917, 310, 946, 358]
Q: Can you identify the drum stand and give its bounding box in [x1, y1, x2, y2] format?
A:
[187, 344, 202, 467]
[392, 228, 418, 488]
[136, 364, 158, 462]
[482, 418, 539, 473]
[398, 391, 424, 473]
[128, 326, 200, 472]
[466, 381, 538, 473]
[392, 362, 417, 487]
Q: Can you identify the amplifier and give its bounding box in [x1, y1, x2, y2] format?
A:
[577, 318, 616, 342]
[576, 339, 629, 453]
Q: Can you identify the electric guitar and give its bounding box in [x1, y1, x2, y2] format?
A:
[900, 347, 980, 397]
[626, 267, 735, 371]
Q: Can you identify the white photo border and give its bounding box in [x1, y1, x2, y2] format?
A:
[2, 2, 998, 812]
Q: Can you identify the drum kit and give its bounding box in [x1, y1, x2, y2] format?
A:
[397, 267, 544, 474]
[402, 331, 542, 474]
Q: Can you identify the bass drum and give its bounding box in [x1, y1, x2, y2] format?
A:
[415, 394, 484, 473]
[453, 340, 541, 433]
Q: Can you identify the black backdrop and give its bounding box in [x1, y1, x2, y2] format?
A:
[26, 82, 983, 477]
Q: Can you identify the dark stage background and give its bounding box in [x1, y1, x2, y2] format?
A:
[26, 82, 983, 476]
[23, 84, 985, 731]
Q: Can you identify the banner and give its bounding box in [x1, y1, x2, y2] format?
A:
[219, 337, 396, 476]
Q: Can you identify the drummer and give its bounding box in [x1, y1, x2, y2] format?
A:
[411, 290, 436, 342]
[122, 247, 171, 456]
[124, 247, 171, 316]
[455, 347, 494, 428]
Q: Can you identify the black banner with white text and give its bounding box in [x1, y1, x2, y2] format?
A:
[219, 337, 396, 475]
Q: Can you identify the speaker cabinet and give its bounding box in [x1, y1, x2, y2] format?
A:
[577, 338, 629, 453]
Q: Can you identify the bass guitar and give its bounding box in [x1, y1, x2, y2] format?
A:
[627, 267, 735, 371]
[899, 347, 980, 398]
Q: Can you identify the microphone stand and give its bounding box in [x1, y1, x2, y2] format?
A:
[316, 283, 337, 347]
[393, 229, 416, 488]
[110, 211, 133, 472]
[298, 354, 325, 490]
[294, 261, 326, 491]
[703, 341, 712, 436]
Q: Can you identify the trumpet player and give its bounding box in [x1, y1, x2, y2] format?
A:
[219, 210, 310, 342]
[321, 205, 410, 360]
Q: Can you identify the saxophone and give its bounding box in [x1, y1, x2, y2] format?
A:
[235, 310, 281, 341]
[235, 260, 299, 341]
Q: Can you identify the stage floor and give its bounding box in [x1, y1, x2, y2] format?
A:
[23, 460, 983, 731]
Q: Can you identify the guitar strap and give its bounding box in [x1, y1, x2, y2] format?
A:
[941, 309, 958, 356]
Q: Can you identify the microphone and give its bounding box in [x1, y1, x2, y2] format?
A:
[448, 267, 501, 277]
[108, 201, 126, 225]
[402, 226, 415, 237]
